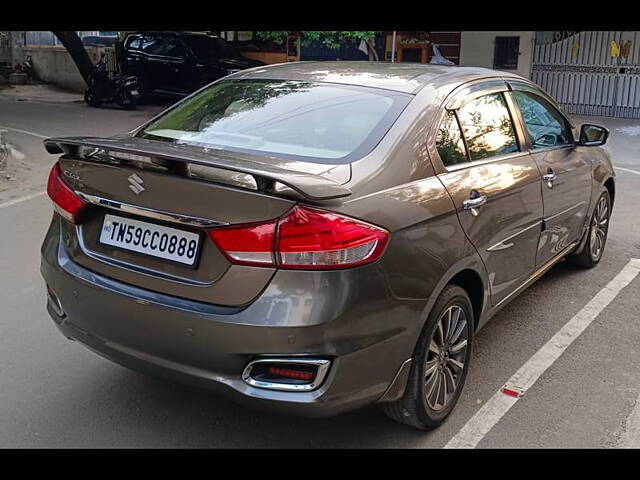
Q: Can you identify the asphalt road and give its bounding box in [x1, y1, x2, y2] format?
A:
[0, 97, 639, 448]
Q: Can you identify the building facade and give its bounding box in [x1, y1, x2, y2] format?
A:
[459, 31, 534, 78]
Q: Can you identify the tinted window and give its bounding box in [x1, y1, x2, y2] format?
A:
[185, 36, 238, 59]
[138, 79, 411, 164]
[152, 37, 188, 58]
[513, 91, 572, 148]
[141, 35, 164, 55]
[436, 111, 468, 167]
[125, 35, 142, 50]
[457, 93, 518, 161]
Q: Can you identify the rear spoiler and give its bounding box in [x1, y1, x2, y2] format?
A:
[43, 136, 352, 201]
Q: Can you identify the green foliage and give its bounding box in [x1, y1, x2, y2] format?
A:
[256, 31, 375, 50]
[255, 31, 289, 46]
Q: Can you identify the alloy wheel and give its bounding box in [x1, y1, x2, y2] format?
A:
[590, 195, 609, 261]
[424, 304, 469, 411]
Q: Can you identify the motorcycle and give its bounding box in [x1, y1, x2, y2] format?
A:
[84, 57, 140, 110]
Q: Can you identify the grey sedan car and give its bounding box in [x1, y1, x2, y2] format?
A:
[41, 62, 614, 429]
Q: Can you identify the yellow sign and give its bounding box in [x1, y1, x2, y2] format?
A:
[610, 40, 620, 58]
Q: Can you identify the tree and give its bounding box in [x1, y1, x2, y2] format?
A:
[51, 31, 94, 85]
[256, 31, 379, 61]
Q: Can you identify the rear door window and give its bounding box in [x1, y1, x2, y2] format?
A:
[141, 35, 165, 55]
[456, 92, 519, 161]
[436, 110, 468, 167]
[162, 38, 188, 58]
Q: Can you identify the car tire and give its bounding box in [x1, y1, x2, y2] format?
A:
[119, 93, 138, 111]
[135, 77, 151, 105]
[567, 190, 611, 268]
[84, 89, 101, 108]
[383, 284, 474, 430]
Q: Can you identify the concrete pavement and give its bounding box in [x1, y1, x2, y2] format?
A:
[0, 96, 164, 204]
[0, 84, 84, 104]
[0, 97, 639, 448]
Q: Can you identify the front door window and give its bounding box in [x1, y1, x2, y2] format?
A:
[512, 91, 573, 149]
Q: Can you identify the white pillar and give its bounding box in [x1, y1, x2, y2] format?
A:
[391, 31, 396, 63]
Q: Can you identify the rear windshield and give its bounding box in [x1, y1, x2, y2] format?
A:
[137, 79, 412, 164]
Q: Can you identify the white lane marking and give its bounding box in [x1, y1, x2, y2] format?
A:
[445, 258, 640, 449]
[619, 390, 640, 448]
[0, 126, 49, 139]
[615, 166, 640, 175]
[0, 191, 46, 209]
[616, 126, 640, 136]
[0, 126, 50, 209]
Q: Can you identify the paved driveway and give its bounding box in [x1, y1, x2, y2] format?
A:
[0, 98, 639, 448]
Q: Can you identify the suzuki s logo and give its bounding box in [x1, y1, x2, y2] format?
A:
[128, 173, 145, 195]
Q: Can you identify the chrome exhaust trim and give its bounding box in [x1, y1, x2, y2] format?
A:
[242, 358, 331, 392]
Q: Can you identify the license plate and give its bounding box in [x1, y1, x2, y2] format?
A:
[129, 90, 139, 96]
[100, 214, 200, 266]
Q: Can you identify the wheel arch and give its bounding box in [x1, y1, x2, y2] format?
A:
[604, 176, 615, 207]
[377, 258, 488, 405]
[447, 268, 485, 332]
[418, 253, 489, 335]
[377, 263, 487, 405]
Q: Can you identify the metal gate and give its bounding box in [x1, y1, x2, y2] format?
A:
[531, 31, 640, 118]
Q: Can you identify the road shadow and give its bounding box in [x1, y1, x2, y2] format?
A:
[40, 360, 426, 448]
[33, 258, 614, 448]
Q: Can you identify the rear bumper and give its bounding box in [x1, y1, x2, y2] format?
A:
[41, 217, 425, 418]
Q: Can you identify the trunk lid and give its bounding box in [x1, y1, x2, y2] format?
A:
[48, 136, 351, 306]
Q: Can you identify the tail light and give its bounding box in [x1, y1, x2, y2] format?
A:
[47, 163, 87, 224]
[208, 206, 388, 270]
[276, 207, 389, 269]
[206, 221, 275, 267]
[267, 367, 314, 381]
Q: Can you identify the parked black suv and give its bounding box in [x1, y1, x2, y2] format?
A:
[119, 31, 264, 100]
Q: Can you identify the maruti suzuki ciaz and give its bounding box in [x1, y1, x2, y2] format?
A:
[41, 62, 614, 429]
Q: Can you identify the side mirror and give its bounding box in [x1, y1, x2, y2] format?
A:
[579, 124, 609, 146]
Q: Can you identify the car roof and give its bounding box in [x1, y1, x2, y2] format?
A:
[231, 61, 525, 94]
[129, 31, 222, 40]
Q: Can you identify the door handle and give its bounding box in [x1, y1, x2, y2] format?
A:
[542, 169, 557, 188]
[463, 191, 487, 216]
[463, 196, 487, 209]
